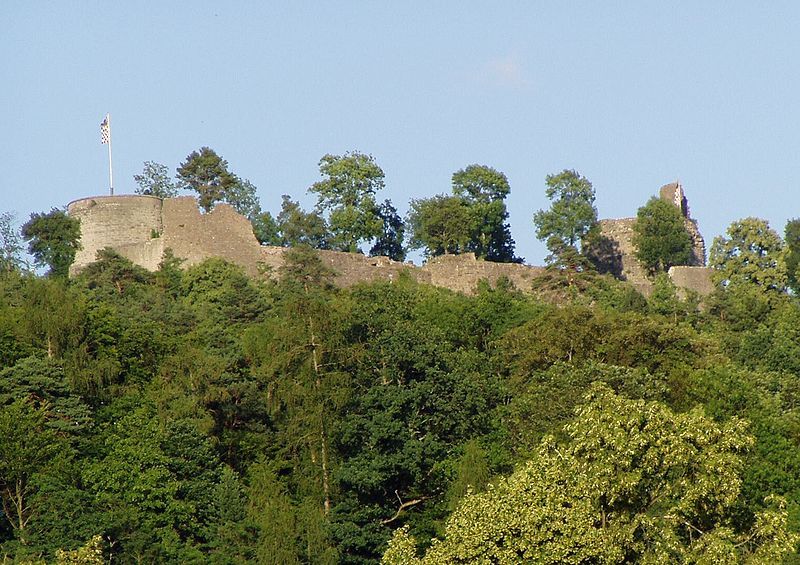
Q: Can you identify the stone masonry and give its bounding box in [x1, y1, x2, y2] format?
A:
[591, 182, 712, 295]
[68, 191, 713, 297]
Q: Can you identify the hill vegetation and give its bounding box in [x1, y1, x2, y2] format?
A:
[2, 151, 800, 562]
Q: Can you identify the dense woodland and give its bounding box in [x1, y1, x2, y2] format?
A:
[2, 149, 800, 563]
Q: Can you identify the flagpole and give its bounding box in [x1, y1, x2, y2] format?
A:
[107, 113, 114, 195]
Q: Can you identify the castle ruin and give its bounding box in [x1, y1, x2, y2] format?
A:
[590, 182, 712, 295]
[67, 183, 713, 297]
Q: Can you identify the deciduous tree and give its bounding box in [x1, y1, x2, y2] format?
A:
[133, 161, 179, 198]
[384, 384, 798, 564]
[408, 165, 517, 261]
[0, 399, 62, 544]
[783, 218, 800, 293]
[407, 195, 472, 257]
[0, 212, 24, 273]
[369, 200, 406, 261]
[533, 169, 597, 267]
[309, 152, 385, 253]
[21, 209, 81, 278]
[632, 196, 693, 274]
[452, 165, 516, 262]
[276, 196, 331, 249]
[709, 217, 786, 292]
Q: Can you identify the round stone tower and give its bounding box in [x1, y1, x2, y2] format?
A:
[67, 195, 164, 274]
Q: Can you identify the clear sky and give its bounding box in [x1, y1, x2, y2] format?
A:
[3, 2, 799, 264]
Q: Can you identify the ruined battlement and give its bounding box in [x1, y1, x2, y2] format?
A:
[67, 195, 540, 293]
[68, 188, 713, 297]
[590, 182, 710, 295]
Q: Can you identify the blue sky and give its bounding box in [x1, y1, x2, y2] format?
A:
[3, 2, 799, 264]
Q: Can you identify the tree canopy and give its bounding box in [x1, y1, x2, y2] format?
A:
[709, 217, 786, 291]
[309, 152, 386, 253]
[133, 161, 179, 198]
[384, 383, 797, 564]
[408, 164, 516, 262]
[784, 218, 800, 293]
[632, 196, 694, 274]
[533, 169, 597, 267]
[177, 147, 238, 212]
[21, 209, 81, 278]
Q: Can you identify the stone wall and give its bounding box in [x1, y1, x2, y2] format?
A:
[668, 266, 716, 298]
[68, 193, 714, 298]
[591, 182, 711, 296]
[67, 195, 539, 295]
[160, 198, 264, 276]
[422, 253, 545, 294]
[68, 195, 164, 275]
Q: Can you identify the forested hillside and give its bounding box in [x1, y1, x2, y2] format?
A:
[0, 244, 799, 563]
[2, 153, 800, 562]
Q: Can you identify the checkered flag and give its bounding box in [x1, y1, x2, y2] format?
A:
[100, 115, 110, 144]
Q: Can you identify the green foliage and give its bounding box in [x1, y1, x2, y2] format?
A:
[785, 218, 800, 293]
[133, 161, 179, 198]
[177, 147, 238, 212]
[223, 177, 261, 220]
[309, 152, 386, 253]
[710, 217, 787, 292]
[251, 210, 282, 246]
[21, 208, 81, 277]
[0, 211, 25, 273]
[276, 195, 331, 249]
[632, 196, 694, 274]
[4, 205, 800, 563]
[408, 165, 516, 262]
[0, 399, 63, 543]
[0, 356, 93, 436]
[82, 405, 226, 561]
[386, 384, 798, 564]
[54, 535, 104, 564]
[533, 169, 597, 266]
[408, 194, 472, 257]
[452, 164, 516, 262]
[369, 200, 406, 261]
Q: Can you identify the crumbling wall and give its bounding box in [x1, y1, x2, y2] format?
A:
[594, 218, 649, 286]
[668, 266, 715, 298]
[422, 253, 545, 294]
[658, 182, 706, 266]
[316, 250, 422, 287]
[591, 182, 711, 296]
[68, 193, 712, 298]
[160, 198, 263, 276]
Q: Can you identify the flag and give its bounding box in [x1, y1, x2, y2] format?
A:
[100, 115, 110, 145]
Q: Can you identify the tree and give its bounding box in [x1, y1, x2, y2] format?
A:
[709, 217, 786, 292]
[632, 196, 693, 274]
[533, 169, 597, 267]
[407, 195, 472, 257]
[276, 196, 331, 249]
[384, 383, 798, 564]
[223, 177, 262, 220]
[0, 212, 24, 273]
[133, 161, 179, 198]
[0, 399, 62, 544]
[252, 211, 282, 246]
[452, 165, 516, 262]
[21, 209, 81, 278]
[309, 152, 385, 252]
[369, 200, 406, 261]
[408, 165, 517, 261]
[784, 218, 800, 293]
[177, 147, 237, 212]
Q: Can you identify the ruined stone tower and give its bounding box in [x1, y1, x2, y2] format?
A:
[590, 182, 709, 295]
